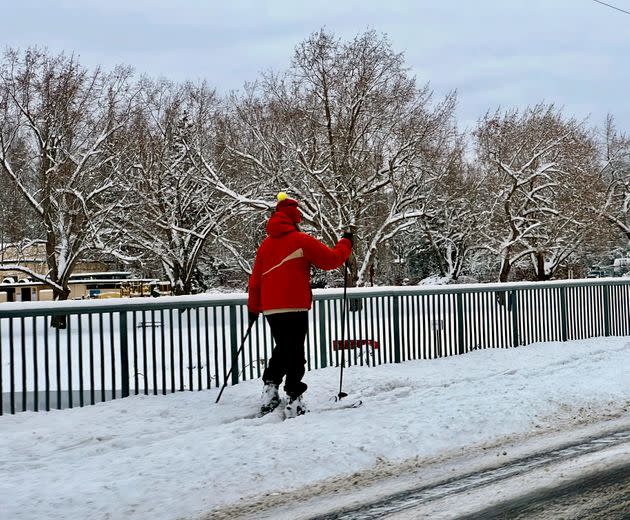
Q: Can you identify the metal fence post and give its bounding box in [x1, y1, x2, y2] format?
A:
[318, 300, 328, 369]
[510, 290, 519, 347]
[393, 296, 402, 363]
[602, 284, 611, 337]
[559, 287, 568, 342]
[119, 311, 130, 398]
[456, 293, 465, 355]
[229, 305, 239, 385]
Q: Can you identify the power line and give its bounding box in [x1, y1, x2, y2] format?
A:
[591, 0, 630, 15]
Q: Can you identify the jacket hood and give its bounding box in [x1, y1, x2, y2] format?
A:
[266, 211, 298, 238]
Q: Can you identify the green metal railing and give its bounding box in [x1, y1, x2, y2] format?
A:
[1, 279, 629, 415]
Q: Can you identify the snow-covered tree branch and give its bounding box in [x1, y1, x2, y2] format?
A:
[475, 104, 602, 282]
[205, 30, 460, 286]
[108, 79, 239, 294]
[0, 48, 136, 314]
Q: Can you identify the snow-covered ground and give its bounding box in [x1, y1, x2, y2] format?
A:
[1, 336, 629, 520]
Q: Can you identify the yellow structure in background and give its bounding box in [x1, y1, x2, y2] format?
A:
[2, 240, 177, 304]
[0, 272, 172, 303]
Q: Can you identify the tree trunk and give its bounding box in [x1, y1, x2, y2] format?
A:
[170, 263, 191, 296]
[495, 256, 512, 307]
[51, 286, 71, 329]
[534, 253, 552, 281]
[498, 257, 511, 283]
[345, 256, 363, 312]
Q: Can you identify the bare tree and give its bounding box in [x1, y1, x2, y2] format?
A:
[475, 104, 601, 282]
[598, 116, 630, 242]
[0, 169, 43, 264]
[202, 29, 459, 286]
[416, 145, 485, 281]
[0, 48, 135, 307]
[110, 79, 236, 295]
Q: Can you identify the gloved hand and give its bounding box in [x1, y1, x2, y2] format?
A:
[248, 311, 259, 324]
[342, 230, 353, 245]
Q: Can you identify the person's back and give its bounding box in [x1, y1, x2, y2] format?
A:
[248, 192, 352, 418]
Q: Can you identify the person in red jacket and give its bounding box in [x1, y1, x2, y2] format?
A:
[248, 192, 352, 418]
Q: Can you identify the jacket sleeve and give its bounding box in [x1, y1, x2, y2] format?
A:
[248, 247, 263, 313]
[300, 233, 352, 271]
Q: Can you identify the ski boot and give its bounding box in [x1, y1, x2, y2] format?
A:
[259, 383, 281, 416]
[284, 394, 308, 419]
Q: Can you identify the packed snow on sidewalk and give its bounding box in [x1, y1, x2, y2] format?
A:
[1, 336, 629, 520]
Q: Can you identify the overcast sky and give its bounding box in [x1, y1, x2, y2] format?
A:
[4, 0, 630, 131]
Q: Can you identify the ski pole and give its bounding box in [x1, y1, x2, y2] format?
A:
[337, 260, 350, 400]
[215, 319, 255, 404]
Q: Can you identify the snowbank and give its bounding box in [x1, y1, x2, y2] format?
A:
[0, 336, 629, 520]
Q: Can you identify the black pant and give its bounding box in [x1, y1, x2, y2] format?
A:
[262, 311, 309, 399]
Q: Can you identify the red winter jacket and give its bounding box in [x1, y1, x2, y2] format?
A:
[248, 212, 352, 313]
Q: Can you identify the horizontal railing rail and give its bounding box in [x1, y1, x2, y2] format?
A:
[2, 277, 630, 317]
[1, 278, 629, 415]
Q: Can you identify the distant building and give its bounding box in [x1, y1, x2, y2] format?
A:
[0, 242, 110, 280]
[0, 271, 172, 303]
[613, 258, 630, 275]
[587, 257, 630, 278]
[0, 242, 171, 303]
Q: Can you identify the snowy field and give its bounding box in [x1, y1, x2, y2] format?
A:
[1, 335, 629, 519]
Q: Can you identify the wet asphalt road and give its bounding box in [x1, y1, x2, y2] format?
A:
[313, 427, 630, 520]
[457, 462, 630, 519]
